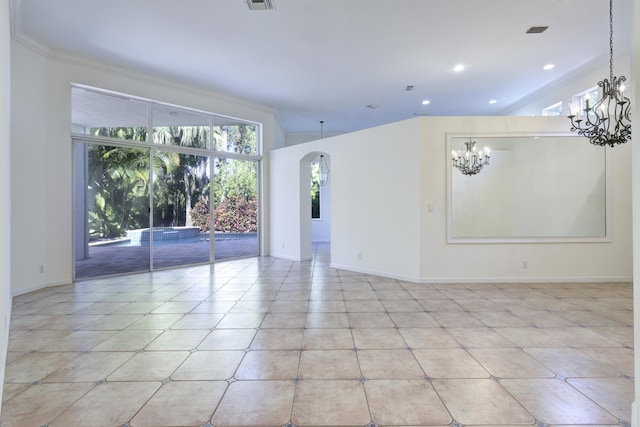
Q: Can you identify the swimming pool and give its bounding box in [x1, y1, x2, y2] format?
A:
[95, 228, 257, 247]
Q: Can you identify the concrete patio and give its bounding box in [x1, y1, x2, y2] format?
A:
[75, 235, 258, 279]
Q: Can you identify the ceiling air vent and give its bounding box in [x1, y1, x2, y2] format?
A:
[526, 26, 548, 34]
[246, 0, 274, 10]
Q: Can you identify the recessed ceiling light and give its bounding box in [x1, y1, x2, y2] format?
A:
[454, 64, 465, 72]
[422, 100, 430, 105]
[246, 0, 274, 10]
[489, 100, 497, 104]
[526, 26, 548, 34]
[543, 64, 555, 70]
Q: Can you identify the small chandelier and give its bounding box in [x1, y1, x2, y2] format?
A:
[318, 155, 329, 186]
[318, 121, 329, 186]
[452, 138, 490, 176]
[567, 0, 631, 147]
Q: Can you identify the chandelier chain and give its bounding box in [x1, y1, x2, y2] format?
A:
[609, 0, 613, 82]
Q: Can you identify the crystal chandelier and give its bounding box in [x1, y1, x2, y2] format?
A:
[567, 0, 631, 147]
[452, 139, 490, 176]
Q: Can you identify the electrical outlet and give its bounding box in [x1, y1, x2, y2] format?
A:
[38, 265, 44, 274]
[357, 252, 363, 261]
[522, 261, 528, 269]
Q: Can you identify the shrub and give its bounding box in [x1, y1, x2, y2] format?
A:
[190, 195, 257, 233]
[214, 196, 258, 233]
[190, 197, 211, 232]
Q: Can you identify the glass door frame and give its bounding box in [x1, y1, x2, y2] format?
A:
[212, 153, 261, 261]
[72, 135, 262, 280]
[72, 138, 153, 278]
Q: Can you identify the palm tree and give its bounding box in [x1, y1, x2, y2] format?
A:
[154, 126, 210, 228]
[87, 145, 150, 238]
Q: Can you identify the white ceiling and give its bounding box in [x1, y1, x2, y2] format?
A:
[11, 0, 634, 134]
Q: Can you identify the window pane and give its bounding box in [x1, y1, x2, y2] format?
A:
[213, 123, 258, 155]
[542, 101, 563, 116]
[580, 87, 599, 113]
[72, 87, 148, 141]
[214, 157, 258, 259]
[152, 151, 211, 269]
[74, 143, 150, 279]
[152, 104, 210, 148]
[311, 160, 320, 219]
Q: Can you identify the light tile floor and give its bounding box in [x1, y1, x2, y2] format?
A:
[1, 243, 634, 427]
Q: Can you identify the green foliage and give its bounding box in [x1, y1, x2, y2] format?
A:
[88, 197, 123, 238]
[311, 162, 320, 219]
[87, 145, 149, 238]
[191, 194, 258, 234]
[153, 126, 210, 148]
[190, 196, 211, 232]
[191, 158, 258, 233]
[86, 125, 257, 240]
[213, 124, 257, 155]
[213, 158, 257, 203]
[214, 195, 258, 233]
[89, 127, 147, 141]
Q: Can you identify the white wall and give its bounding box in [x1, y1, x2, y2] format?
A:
[10, 40, 285, 295]
[286, 131, 345, 147]
[311, 184, 331, 242]
[270, 116, 632, 283]
[0, 0, 12, 409]
[10, 41, 48, 295]
[271, 119, 423, 280]
[331, 120, 422, 280]
[420, 116, 631, 282]
[631, 1, 639, 425]
[269, 148, 304, 260]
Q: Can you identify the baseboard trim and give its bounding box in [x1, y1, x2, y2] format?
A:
[416, 276, 633, 284]
[329, 263, 421, 283]
[12, 279, 71, 297]
[325, 264, 631, 284]
[269, 252, 312, 262]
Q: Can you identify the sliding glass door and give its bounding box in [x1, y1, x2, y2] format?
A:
[72, 85, 261, 280]
[214, 157, 259, 260]
[152, 151, 211, 269]
[74, 143, 151, 278]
